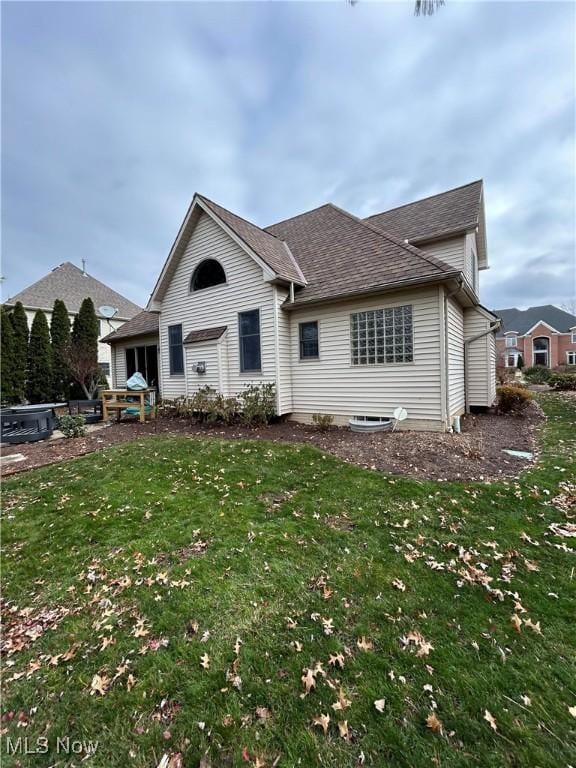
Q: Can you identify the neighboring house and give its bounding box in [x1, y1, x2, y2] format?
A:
[5, 261, 142, 378]
[103, 180, 499, 431]
[495, 305, 576, 369]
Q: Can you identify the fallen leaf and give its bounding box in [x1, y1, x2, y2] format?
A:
[510, 614, 523, 633]
[329, 653, 345, 669]
[374, 698, 386, 713]
[569, 705, 576, 718]
[392, 579, 406, 592]
[426, 711, 443, 734]
[356, 636, 373, 651]
[90, 673, 110, 696]
[301, 668, 317, 696]
[312, 713, 330, 735]
[338, 720, 349, 740]
[256, 706, 271, 722]
[484, 709, 497, 731]
[331, 688, 351, 712]
[200, 654, 211, 670]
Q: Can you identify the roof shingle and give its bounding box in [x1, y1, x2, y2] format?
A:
[266, 204, 458, 307]
[6, 262, 141, 319]
[183, 325, 227, 344]
[101, 310, 159, 342]
[198, 196, 305, 285]
[495, 305, 576, 337]
[364, 180, 483, 243]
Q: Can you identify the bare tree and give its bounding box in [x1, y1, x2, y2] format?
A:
[560, 300, 576, 316]
[63, 344, 101, 399]
[415, 0, 445, 15]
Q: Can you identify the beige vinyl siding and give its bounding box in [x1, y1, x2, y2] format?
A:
[159, 211, 277, 401]
[275, 286, 293, 414]
[185, 340, 220, 395]
[464, 307, 496, 407]
[288, 287, 444, 430]
[420, 234, 477, 295]
[446, 297, 465, 418]
[110, 333, 159, 388]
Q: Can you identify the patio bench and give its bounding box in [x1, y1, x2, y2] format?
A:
[0, 410, 54, 444]
[68, 399, 103, 424]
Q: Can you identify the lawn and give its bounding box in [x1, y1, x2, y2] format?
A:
[1, 394, 575, 768]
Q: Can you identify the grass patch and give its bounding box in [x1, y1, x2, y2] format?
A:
[1, 394, 575, 767]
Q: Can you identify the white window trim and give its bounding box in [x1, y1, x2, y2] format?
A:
[505, 335, 517, 348]
[571, 330, 576, 343]
[505, 352, 519, 368]
[567, 351, 576, 365]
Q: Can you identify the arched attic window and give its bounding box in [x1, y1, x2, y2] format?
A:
[190, 259, 226, 292]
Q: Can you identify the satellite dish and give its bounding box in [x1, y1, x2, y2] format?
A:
[393, 407, 408, 421]
[98, 305, 118, 319]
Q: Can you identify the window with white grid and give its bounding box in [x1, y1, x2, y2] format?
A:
[350, 305, 413, 365]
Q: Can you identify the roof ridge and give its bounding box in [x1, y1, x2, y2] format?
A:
[327, 203, 455, 275]
[198, 194, 283, 245]
[364, 179, 483, 220]
[265, 203, 335, 231]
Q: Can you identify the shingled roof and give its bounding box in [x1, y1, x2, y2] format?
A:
[198, 196, 305, 285]
[6, 262, 141, 319]
[266, 204, 458, 307]
[495, 305, 576, 337]
[364, 180, 483, 244]
[101, 310, 159, 342]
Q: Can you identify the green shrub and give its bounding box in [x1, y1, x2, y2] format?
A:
[523, 365, 551, 384]
[312, 413, 334, 431]
[496, 384, 533, 414]
[56, 414, 87, 438]
[549, 373, 576, 391]
[238, 383, 276, 426]
[211, 394, 240, 425]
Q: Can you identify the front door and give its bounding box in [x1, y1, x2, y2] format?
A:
[533, 337, 549, 367]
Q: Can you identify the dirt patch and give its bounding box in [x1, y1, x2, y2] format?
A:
[1, 402, 544, 482]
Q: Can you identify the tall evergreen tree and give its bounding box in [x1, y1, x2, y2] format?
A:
[26, 310, 53, 404]
[10, 301, 29, 403]
[50, 299, 72, 401]
[68, 297, 100, 398]
[1, 306, 17, 404]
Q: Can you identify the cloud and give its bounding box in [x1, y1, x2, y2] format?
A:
[2, 1, 574, 311]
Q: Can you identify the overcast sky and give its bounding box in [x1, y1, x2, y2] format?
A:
[2, 1, 575, 312]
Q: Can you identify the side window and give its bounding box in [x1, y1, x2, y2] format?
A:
[299, 321, 319, 359]
[191, 260, 226, 292]
[239, 309, 261, 372]
[168, 324, 184, 375]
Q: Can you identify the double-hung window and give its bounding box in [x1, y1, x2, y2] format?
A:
[351, 305, 413, 365]
[299, 321, 319, 359]
[567, 351, 576, 366]
[168, 324, 184, 375]
[505, 335, 517, 348]
[239, 309, 261, 372]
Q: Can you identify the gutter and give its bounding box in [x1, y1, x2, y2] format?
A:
[442, 278, 464, 430]
[282, 270, 462, 311]
[463, 318, 501, 412]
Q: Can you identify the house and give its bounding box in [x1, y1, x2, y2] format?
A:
[102, 180, 499, 431]
[5, 261, 142, 378]
[495, 305, 576, 369]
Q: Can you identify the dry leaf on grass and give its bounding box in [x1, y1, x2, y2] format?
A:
[200, 653, 211, 670]
[510, 614, 523, 633]
[392, 579, 406, 592]
[90, 673, 109, 696]
[301, 668, 317, 696]
[332, 688, 351, 712]
[374, 699, 386, 713]
[329, 652, 345, 669]
[338, 720, 350, 740]
[356, 636, 373, 651]
[484, 709, 497, 731]
[312, 713, 330, 735]
[426, 712, 443, 734]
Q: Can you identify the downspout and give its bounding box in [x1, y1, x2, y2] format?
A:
[443, 278, 464, 430]
[289, 281, 295, 303]
[464, 319, 501, 412]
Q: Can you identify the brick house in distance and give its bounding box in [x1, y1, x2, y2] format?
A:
[495, 305, 576, 369]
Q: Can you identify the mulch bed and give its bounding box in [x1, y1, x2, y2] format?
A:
[1, 402, 545, 482]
